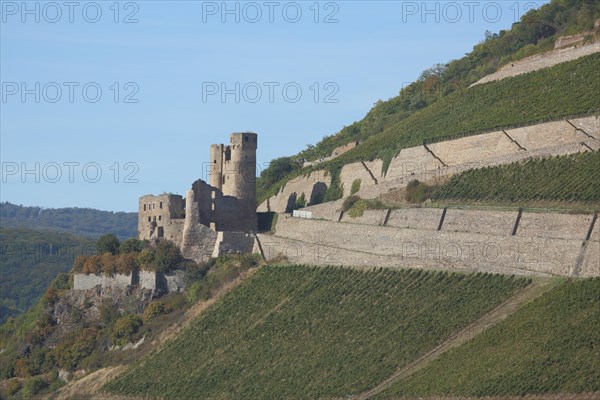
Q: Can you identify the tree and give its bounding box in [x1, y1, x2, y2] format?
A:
[154, 240, 183, 273]
[119, 238, 146, 254]
[96, 234, 120, 255]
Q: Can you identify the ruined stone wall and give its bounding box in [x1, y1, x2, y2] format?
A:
[139, 270, 157, 291]
[138, 194, 185, 243]
[212, 231, 256, 257]
[181, 186, 219, 262]
[73, 273, 133, 291]
[473, 41, 600, 86]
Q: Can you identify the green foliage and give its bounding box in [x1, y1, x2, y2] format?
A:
[379, 278, 600, 397]
[119, 238, 147, 254]
[342, 195, 361, 212]
[186, 255, 261, 304]
[348, 199, 369, 218]
[96, 234, 120, 255]
[143, 301, 166, 323]
[153, 240, 183, 273]
[295, 192, 306, 209]
[0, 201, 137, 239]
[111, 315, 143, 346]
[350, 179, 362, 195]
[432, 151, 600, 205]
[104, 265, 527, 399]
[55, 328, 98, 371]
[0, 228, 94, 322]
[405, 180, 435, 203]
[21, 376, 48, 398]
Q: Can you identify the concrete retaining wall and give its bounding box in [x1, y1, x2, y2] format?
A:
[386, 208, 443, 231]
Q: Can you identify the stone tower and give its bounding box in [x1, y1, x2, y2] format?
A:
[209, 132, 258, 231]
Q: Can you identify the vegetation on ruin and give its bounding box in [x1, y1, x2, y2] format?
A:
[378, 278, 600, 397]
[431, 151, 600, 206]
[0, 202, 137, 239]
[0, 228, 95, 323]
[103, 265, 529, 399]
[70, 235, 185, 275]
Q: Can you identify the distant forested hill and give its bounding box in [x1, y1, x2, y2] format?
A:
[0, 228, 95, 322]
[0, 202, 137, 239]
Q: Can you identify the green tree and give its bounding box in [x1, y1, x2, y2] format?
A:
[154, 240, 183, 273]
[96, 234, 120, 255]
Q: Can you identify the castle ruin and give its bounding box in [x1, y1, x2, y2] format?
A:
[138, 132, 258, 261]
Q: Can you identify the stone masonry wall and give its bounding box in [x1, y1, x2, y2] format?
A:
[258, 117, 599, 214]
[266, 208, 599, 277]
[73, 273, 133, 291]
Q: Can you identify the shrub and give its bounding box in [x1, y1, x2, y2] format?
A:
[117, 252, 139, 275]
[342, 195, 361, 212]
[348, 199, 369, 218]
[405, 179, 433, 203]
[6, 378, 21, 395]
[21, 376, 48, 399]
[350, 179, 362, 195]
[119, 238, 146, 254]
[111, 314, 143, 346]
[296, 192, 306, 209]
[143, 302, 166, 323]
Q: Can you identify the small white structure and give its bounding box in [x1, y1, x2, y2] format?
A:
[292, 210, 313, 219]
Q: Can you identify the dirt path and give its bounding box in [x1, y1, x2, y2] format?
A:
[354, 278, 562, 400]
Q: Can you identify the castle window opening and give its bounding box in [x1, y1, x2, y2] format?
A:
[157, 227, 164, 238]
[144, 204, 146, 211]
[160, 201, 163, 209]
[148, 216, 151, 222]
[153, 216, 156, 222]
[152, 203, 155, 209]
[159, 215, 162, 221]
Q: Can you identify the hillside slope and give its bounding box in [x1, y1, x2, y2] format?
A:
[0, 202, 137, 239]
[0, 228, 95, 322]
[378, 278, 600, 398]
[103, 266, 528, 399]
[257, 0, 600, 202]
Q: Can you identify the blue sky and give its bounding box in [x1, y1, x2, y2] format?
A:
[1, 0, 548, 212]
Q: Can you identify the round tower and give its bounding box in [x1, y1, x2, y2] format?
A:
[222, 132, 257, 201]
